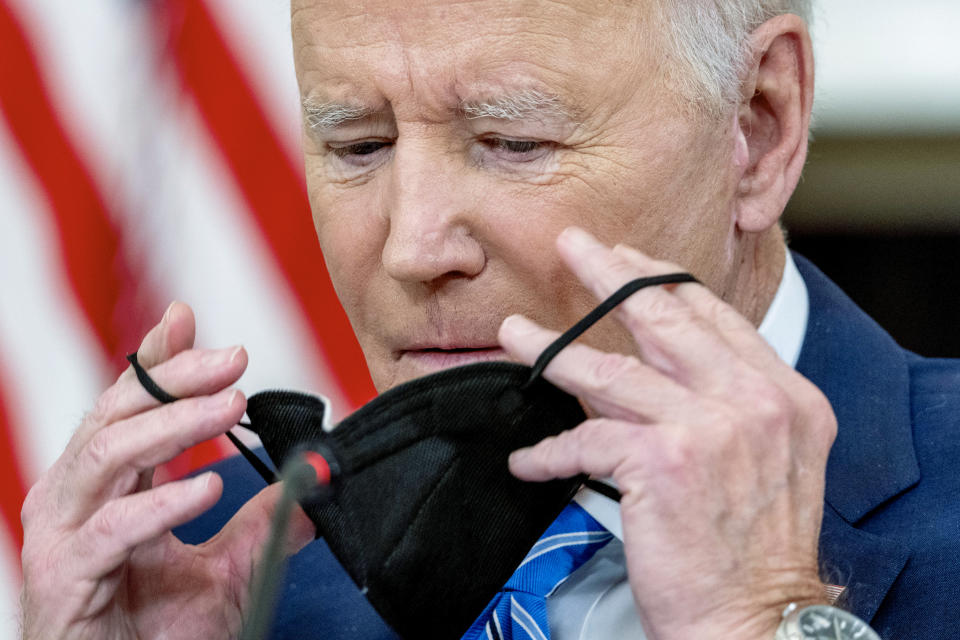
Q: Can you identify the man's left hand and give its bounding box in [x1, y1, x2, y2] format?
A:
[499, 227, 835, 640]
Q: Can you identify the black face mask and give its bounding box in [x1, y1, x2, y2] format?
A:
[128, 273, 695, 639]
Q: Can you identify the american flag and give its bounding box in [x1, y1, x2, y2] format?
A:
[0, 0, 375, 631]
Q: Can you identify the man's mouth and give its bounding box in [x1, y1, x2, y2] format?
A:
[400, 346, 508, 372]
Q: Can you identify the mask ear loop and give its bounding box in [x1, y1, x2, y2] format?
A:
[519, 272, 699, 503]
[522, 273, 699, 388]
[124, 352, 279, 485]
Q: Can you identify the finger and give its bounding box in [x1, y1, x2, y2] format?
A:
[136, 301, 197, 370]
[499, 314, 694, 423]
[94, 345, 248, 426]
[556, 226, 695, 316]
[65, 345, 248, 465]
[610, 242, 788, 377]
[61, 389, 247, 524]
[66, 302, 204, 447]
[71, 471, 223, 580]
[31, 303, 214, 531]
[104, 301, 196, 422]
[509, 418, 642, 482]
[556, 227, 747, 391]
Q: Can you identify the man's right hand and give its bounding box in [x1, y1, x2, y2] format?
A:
[19, 302, 316, 639]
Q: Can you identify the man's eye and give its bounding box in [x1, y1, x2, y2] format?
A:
[331, 141, 391, 158]
[484, 138, 543, 155]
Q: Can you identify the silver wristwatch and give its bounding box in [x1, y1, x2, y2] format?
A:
[775, 603, 881, 640]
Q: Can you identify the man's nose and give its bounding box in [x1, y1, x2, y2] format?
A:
[381, 143, 485, 284]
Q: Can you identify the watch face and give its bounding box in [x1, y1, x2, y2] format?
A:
[797, 605, 878, 640]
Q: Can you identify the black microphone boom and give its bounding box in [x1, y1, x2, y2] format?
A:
[241, 455, 325, 640]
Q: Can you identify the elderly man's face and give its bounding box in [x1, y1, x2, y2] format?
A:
[293, 0, 743, 391]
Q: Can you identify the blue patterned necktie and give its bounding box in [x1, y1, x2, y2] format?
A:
[461, 502, 614, 640]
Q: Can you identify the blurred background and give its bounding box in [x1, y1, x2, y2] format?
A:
[0, 0, 957, 633]
[787, 1, 960, 359]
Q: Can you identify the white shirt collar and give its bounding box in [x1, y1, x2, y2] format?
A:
[757, 250, 809, 370]
[575, 251, 810, 539]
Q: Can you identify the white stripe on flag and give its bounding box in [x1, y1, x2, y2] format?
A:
[0, 121, 110, 478]
[8, 0, 151, 211]
[0, 525, 21, 640]
[202, 0, 302, 159]
[136, 100, 350, 419]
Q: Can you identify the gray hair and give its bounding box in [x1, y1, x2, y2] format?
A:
[656, 1, 813, 117]
[302, 99, 369, 130]
[461, 90, 569, 122]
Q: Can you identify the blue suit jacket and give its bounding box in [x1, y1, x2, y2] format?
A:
[175, 255, 960, 639]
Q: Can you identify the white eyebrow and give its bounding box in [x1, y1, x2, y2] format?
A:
[302, 98, 373, 131]
[460, 90, 571, 122]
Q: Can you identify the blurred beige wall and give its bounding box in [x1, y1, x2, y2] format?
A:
[786, 1, 960, 232]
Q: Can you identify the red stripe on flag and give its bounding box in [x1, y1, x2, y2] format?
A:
[0, 356, 32, 563]
[0, 1, 155, 368]
[156, 0, 376, 409]
[0, 2, 227, 478]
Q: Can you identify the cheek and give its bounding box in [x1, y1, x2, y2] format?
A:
[580, 126, 734, 263]
[481, 196, 642, 358]
[476, 185, 622, 331]
[535, 149, 668, 254]
[308, 179, 387, 315]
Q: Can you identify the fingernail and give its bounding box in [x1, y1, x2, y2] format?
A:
[229, 345, 244, 364]
[560, 226, 595, 249]
[162, 301, 176, 325]
[202, 390, 232, 409]
[192, 471, 214, 489]
[503, 315, 537, 336]
[226, 389, 241, 408]
[202, 345, 242, 367]
[509, 449, 530, 465]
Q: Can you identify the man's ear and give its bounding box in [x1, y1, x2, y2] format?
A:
[734, 14, 814, 233]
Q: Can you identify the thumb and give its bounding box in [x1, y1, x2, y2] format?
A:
[207, 482, 317, 600]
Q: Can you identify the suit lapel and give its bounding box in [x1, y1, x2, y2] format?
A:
[793, 254, 918, 621]
[818, 505, 911, 621]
